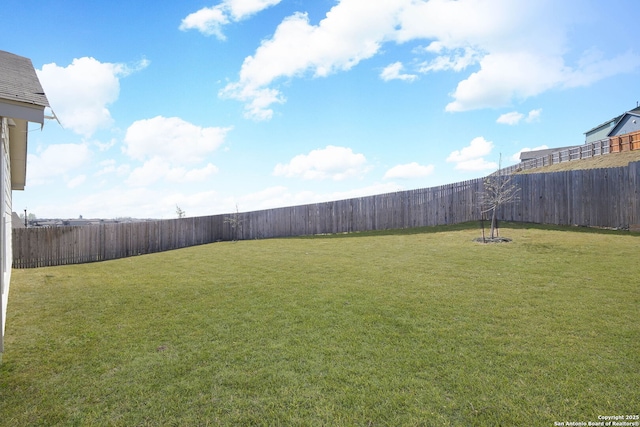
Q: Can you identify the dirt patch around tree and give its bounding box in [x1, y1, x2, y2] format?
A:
[473, 237, 513, 243]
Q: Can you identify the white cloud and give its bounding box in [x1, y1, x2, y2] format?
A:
[166, 163, 219, 183]
[380, 62, 417, 82]
[233, 186, 294, 211]
[396, 0, 575, 111]
[497, 108, 542, 125]
[50, 187, 194, 219]
[526, 108, 542, 123]
[424, 41, 444, 54]
[219, 0, 639, 119]
[27, 143, 92, 185]
[95, 159, 130, 177]
[273, 145, 369, 181]
[225, 0, 282, 19]
[383, 162, 434, 180]
[37, 57, 149, 137]
[126, 158, 219, 187]
[123, 116, 231, 165]
[180, 0, 282, 39]
[126, 158, 169, 187]
[447, 137, 497, 172]
[418, 47, 480, 73]
[447, 137, 493, 163]
[562, 49, 640, 88]
[67, 175, 86, 189]
[180, 6, 229, 39]
[160, 190, 223, 218]
[394, 0, 527, 46]
[497, 111, 524, 125]
[220, 85, 285, 121]
[136, 181, 404, 218]
[220, 2, 400, 120]
[445, 52, 565, 112]
[234, 182, 402, 212]
[94, 138, 118, 152]
[28, 186, 219, 220]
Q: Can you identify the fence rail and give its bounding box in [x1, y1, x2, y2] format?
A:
[13, 162, 640, 268]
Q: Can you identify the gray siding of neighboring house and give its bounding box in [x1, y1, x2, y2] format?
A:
[585, 107, 640, 144]
[609, 113, 640, 137]
[585, 120, 617, 144]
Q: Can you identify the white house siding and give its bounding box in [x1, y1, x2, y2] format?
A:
[1, 117, 12, 353]
[0, 50, 49, 356]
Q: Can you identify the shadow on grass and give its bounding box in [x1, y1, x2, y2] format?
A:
[297, 221, 640, 240]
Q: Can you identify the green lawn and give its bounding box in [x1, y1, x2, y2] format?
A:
[1, 223, 638, 426]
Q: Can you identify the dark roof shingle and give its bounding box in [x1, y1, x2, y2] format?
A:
[0, 50, 50, 107]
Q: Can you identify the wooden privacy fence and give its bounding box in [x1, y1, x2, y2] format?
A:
[500, 161, 640, 228]
[610, 130, 640, 153]
[13, 162, 640, 268]
[500, 139, 610, 175]
[12, 179, 482, 268]
[13, 216, 227, 268]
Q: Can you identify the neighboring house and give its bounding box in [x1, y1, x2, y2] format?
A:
[609, 111, 640, 137]
[11, 212, 25, 229]
[0, 50, 49, 355]
[517, 107, 640, 169]
[584, 106, 640, 144]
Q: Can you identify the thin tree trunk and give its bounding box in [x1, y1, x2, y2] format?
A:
[490, 208, 497, 239]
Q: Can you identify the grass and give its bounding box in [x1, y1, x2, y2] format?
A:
[516, 149, 640, 174]
[1, 222, 638, 426]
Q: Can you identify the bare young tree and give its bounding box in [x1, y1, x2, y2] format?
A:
[224, 204, 244, 242]
[480, 163, 520, 240]
[176, 205, 186, 219]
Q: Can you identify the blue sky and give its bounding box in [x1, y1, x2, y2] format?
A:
[2, 0, 639, 219]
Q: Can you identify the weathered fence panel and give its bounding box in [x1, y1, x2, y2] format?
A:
[12, 162, 640, 268]
[497, 162, 640, 228]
